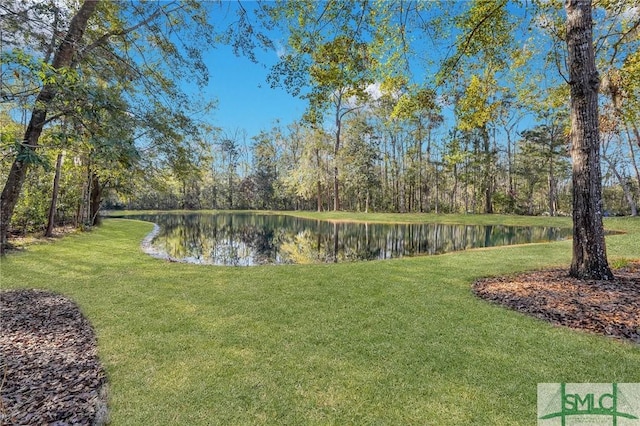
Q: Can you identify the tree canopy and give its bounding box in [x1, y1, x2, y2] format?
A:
[2, 0, 639, 278]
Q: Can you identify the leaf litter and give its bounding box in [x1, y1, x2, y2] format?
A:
[0, 290, 108, 425]
[473, 261, 640, 344]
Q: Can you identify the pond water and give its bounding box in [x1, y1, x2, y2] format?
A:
[125, 212, 572, 266]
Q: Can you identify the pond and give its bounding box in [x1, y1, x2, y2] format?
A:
[124, 212, 572, 266]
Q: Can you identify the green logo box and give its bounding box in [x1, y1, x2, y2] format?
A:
[538, 383, 640, 425]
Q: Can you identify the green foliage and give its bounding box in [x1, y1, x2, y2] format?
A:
[15, 143, 50, 170]
[283, 127, 331, 202]
[453, 0, 512, 62]
[513, 123, 571, 215]
[491, 190, 517, 214]
[266, 2, 380, 117]
[250, 131, 279, 209]
[9, 142, 83, 234]
[1, 49, 79, 87]
[602, 181, 639, 216]
[440, 0, 515, 83]
[0, 0, 227, 235]
[391, 87, 438, 122]
[4, 0, 639, 235]
[340, 115, 380, 211]
[610, 257, 632, 269]
[456, 74, 500, 132]
[12, 168, 51, 234]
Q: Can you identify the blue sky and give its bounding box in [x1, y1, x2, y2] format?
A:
[202, 43, 307, 139]
[189, 1, 548, 145]
[190, 1, 309, 141]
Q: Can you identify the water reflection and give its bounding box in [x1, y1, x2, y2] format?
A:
[128, 213, 572, 266]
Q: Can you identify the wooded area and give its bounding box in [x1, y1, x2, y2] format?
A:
[1, 0, 639, 277]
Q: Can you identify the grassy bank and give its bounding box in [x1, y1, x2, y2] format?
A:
[2, 213, 639, 425]
[107, 209, 576, 227]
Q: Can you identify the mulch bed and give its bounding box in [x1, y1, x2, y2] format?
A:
[0, 290, 108, 425]
[473, 261, 640, 344]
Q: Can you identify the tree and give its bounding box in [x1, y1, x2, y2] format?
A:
[600, 109, 638, 216]
[277, 122, 306, 210]
[518, 120, 570, 215]
[439, 0, 615, 278]
[308, 36, 375, 211]
[283, 126, 331, 212]
[514, 124, 570, 215]
[265, 1, 381, 211]
[341, 114, 380, 212]
[217, 132, 241, 209]
[444, 0, 519, 214]
[44, 150, 64, 237]
[272, 34, 374, 211]
[392, 86, 443, 212]
[455, 73, 502, 214]
[251, 131, 279, 209]
[1, 0, 221, 249]
[1, 0, 99, 252]
[565, 0, 613, 279]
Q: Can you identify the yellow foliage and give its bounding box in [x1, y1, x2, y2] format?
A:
[457, 74, 498, 131]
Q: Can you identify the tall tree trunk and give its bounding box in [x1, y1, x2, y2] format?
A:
[625, 126, 640, 198]
[211, 170, 218, 210]
[332, 222, 339, 263]
[482, 125, 494, 214]
[602, 154, 638, 216]
[0, 0, 99, 253]
[434, 161, 440, 214]
[333, 131, 340, 211]
[398, 135, 406, 213]
[81, 161, 92, 226]
[365, 188, 370, 213]
[390, 134, 399, 212]
[45, 151, 65, 237]
[505, 125, 514, 198]
[630, 121, 640, 151]
[417, 121, 424, 212]
[315, 147, 322, 212]
[333, 99, 342, 212]
[90, 171, 102, 226]
[227, 167, 233, 208]
[451, 163, 458, 212]
[565, 0, 613, 280]
[548, 158, 557, 216]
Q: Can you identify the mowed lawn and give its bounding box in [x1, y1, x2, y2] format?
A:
[1, 214, 639, 425]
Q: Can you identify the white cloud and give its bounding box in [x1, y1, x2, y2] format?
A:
[621, 6, 640, 21]
[274, 40, 287, 59]
[365, 82, 383, 101]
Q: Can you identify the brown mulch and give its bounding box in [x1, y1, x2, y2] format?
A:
[473, 261, 640, 344]
[0, 290, 108, 425]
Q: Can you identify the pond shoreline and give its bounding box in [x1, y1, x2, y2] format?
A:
[139, 222, 177, 262]
[128, 212, 573, 266]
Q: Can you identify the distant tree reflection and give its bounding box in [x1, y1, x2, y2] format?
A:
[131, 213, 573, 265]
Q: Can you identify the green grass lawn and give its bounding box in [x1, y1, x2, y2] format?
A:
[1, 213, 639, 425]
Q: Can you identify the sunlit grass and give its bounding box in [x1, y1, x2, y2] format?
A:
[2, 214, 639, 425]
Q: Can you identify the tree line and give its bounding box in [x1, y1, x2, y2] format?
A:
[1, 0, 639, 278]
